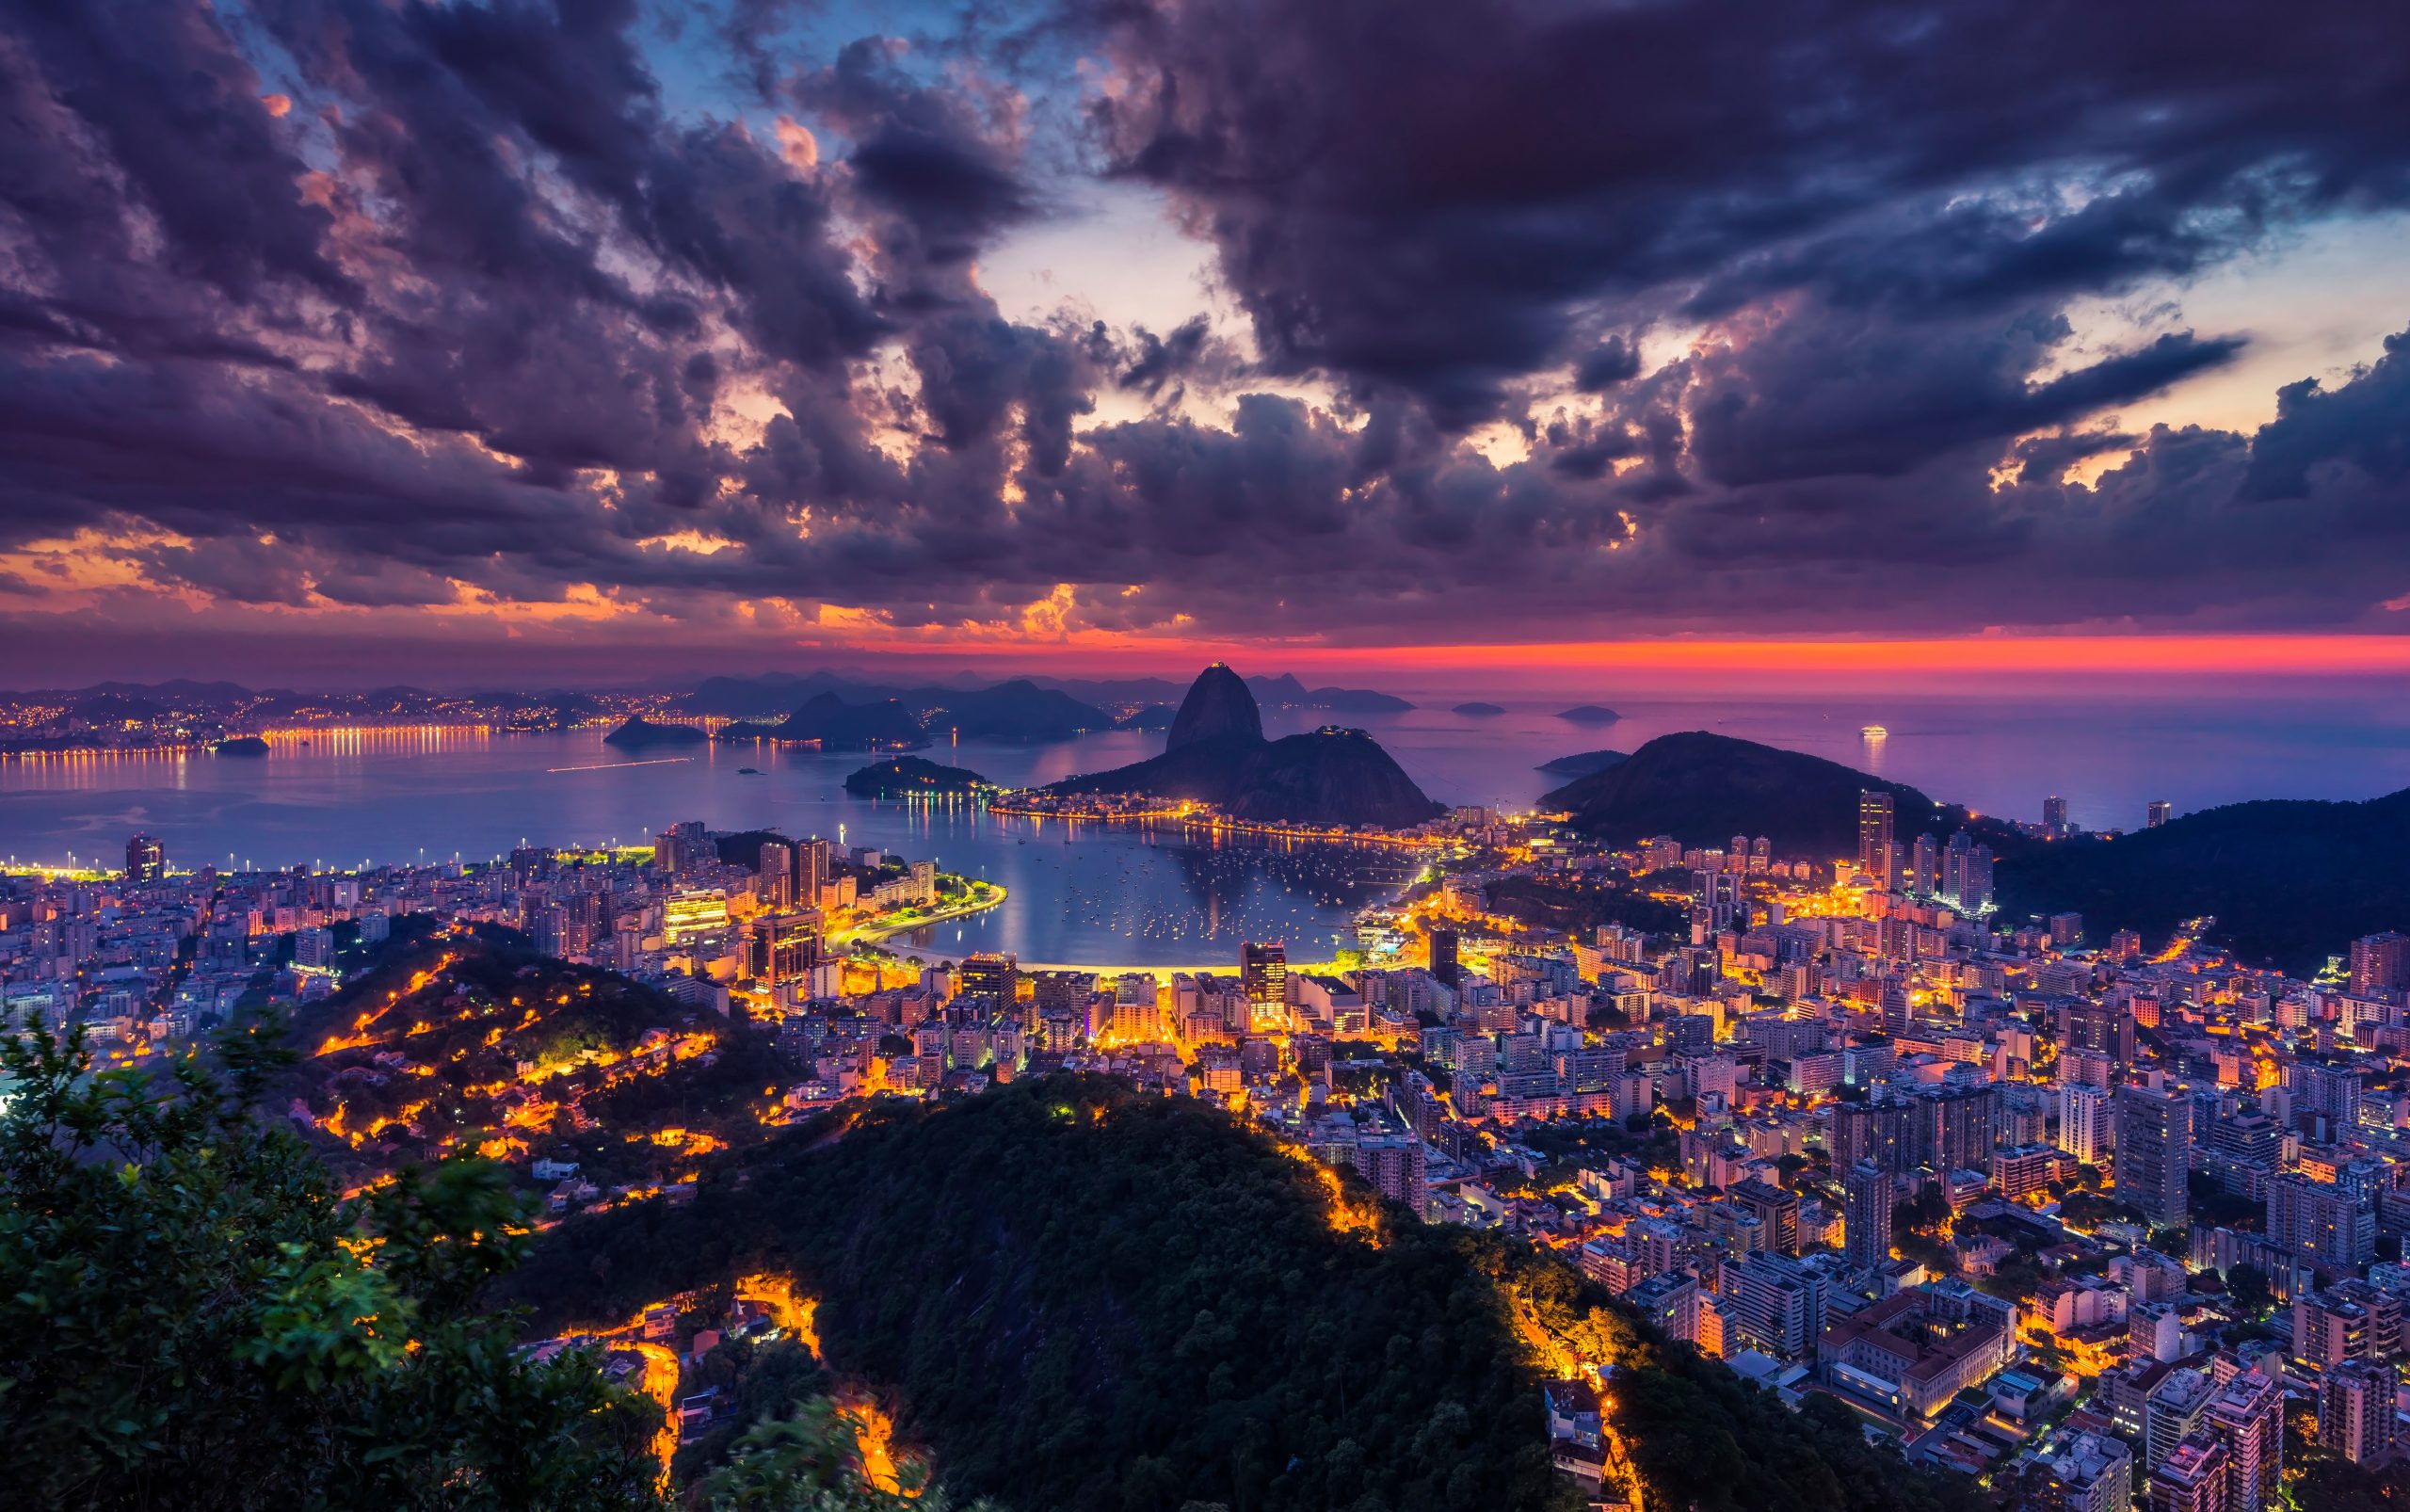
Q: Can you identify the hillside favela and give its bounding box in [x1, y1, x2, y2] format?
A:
[7, 6, 2410, 1512]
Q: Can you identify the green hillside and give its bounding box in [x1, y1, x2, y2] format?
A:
[498, 1077, 1978, 1512]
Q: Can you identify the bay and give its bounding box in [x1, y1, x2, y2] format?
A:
[2, 684, 2402, 967]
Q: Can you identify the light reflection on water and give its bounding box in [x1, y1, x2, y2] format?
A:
[2, 686, 2403, 964]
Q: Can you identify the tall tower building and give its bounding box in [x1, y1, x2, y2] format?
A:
[2322, 1359, 2398, 1466]
[1241, 941, 1289, 1031]
[124, 833, 165, 884]
[1428, 928, 1460, 988]
[2115, 1086, 2192, 1231]
[2060, 1082, 2113, 1166]
[2043, 795, 2070, 837]
[2201, 1370, 2283, 1512]
[1843, 1159, 1891, 1270]
[2349, 931, 2410, 998]
[1833, 1098, 1909, 1174]
[796, 838, 832, 907]
[2146, 800, 2173, 828]
[1909, 833, 1939, 896]
[1856, 791, 1895, 886]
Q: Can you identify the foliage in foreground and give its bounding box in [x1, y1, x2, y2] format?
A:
[699, 1396, 994, 1512]
[0, 1011, 663, 1512]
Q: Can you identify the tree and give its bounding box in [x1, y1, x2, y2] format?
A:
[2225, 1263, 2273, 1314]
[0, 1010, 663, 1511]
[699, 1397, 995, 1512]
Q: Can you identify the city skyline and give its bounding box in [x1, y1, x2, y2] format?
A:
[6, 3, 2410, 686]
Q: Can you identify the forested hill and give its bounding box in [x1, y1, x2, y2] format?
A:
[496, 1077, 1977, 1512]
[1542, 731, 1981, 856]
[1996, 787, 2410, 973]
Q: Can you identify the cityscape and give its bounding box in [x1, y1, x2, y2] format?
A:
[6, 3, 2410, 1512]
[10, 662, 2410, 1511]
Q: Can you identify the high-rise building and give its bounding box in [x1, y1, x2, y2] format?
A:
[2115, 1086, 2191, 1231]
[1241, 941, 1289, 1030]
[1833, 1097, 1910, 1174]
[750, 910, 823, 987]
[2291, 1060, 2365, 1140]
[2322, 1359, 2398, 1466]
[2149, 1435, 2228, 1512]
[1991, 1142, 2058, 1202]
[1856, 790, 1895, 886]
[2269, 1175, 2377, 1268]
[1843, 1159, 1891, 1270]
[2292, 1286, 2389, 1369]
[2060, 1081, 2114, 1166]
[2042, 1433, 2132, 1512]
[1718, 1251, 1826, 1359]
[2147, 800, 2173, 828]
[1729, 1177, 1802, 1256]
[756, 841, 793, 907]
[2201, 1369, 2283, 1512]
[2145, 1368, 2215, 1470]
[1429, 928, 1460, 988]
[1881, 975, 1913, 1035]
[2065, 1000, 2136, 1065]
[795, 837, 832, 906]
[125, 833, 165, 883]
[958, 951, 1019, 1005]
[1908, 833, 1939, 895]
[2203, 1110, 2280, 1197]
[2043, 795, 2070, 838]
[2350, 932, 2410, 998]
[1904, 1083, 1999, 1174]
[1938, 829, 1995, 911]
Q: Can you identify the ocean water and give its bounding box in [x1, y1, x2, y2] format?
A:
[2, 687, 2402, 966]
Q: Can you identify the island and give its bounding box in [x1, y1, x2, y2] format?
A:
[212, 734, 269, 756]
[843, 756, 991, 798]
[1536, 748, 1627, 778]
[1452, 701, 1506, 716]
[1556, 703, 1622, 724]
[601, 716, 707, 748]
[1035, 665, 1443, 830]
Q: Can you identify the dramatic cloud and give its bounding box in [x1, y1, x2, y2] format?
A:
[1, 0, 2407, 679]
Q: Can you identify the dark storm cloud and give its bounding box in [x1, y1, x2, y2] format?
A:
[1088, 0, 2410, 419]
[1, 0, 2408, 656]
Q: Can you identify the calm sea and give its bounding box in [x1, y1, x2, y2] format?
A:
[3, 688, 2402, 966]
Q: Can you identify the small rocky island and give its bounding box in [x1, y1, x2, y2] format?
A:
[1556, 704, 1622, 725]
[1452, 701, 1506, 716]
[602, 716, 707, 748]
[212, 734, 269, 756]
[1536, 748, 1627, 778]
[844, 756, 991, 797]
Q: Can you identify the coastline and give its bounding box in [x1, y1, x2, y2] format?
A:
[831, 881, 1009, 950]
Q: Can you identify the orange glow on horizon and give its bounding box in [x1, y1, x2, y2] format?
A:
[805, 631, 2410, 683]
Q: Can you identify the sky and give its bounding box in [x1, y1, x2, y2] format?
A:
[5, 0, 2410, 691]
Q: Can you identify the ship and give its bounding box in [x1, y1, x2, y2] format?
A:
[1861, 724, 1888, 739]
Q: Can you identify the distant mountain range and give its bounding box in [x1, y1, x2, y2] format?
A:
[1045, 666, 1442, 828]
[1547, 729, 2409, 973]
[682, 669, 1413, 718]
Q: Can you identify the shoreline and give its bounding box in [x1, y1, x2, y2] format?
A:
[861, 936, 1367, 981]
[985, 798, 1448, 853]
[832, 882, 1009, 949]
